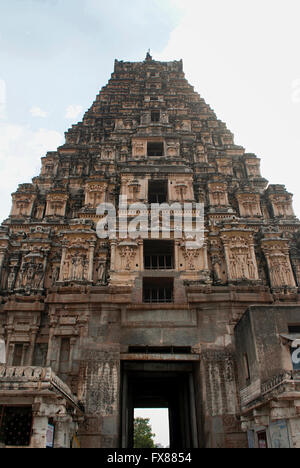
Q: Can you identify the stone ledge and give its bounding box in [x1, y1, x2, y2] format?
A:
[0, 366, 81, 410]
[120, 353, 200, 361]
[240, 372, 300, 412]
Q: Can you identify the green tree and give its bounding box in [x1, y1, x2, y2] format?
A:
[133, 417, 156, 448]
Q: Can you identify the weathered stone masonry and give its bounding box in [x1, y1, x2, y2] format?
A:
[1, 53, 300, 448]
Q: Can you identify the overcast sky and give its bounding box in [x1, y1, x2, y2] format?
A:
[1, 0, 300, 446]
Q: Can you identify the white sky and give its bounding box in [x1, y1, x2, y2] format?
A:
[134, 408, 170, 448]
[155, 0, 300, 219]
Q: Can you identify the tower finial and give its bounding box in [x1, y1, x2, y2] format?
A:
[145, 49, 152, 61]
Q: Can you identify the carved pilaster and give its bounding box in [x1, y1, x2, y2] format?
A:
[88, 242, 96, 282]
[221, 229, 259, 282]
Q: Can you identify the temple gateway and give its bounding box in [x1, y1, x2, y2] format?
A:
[1, 54, 300, 449]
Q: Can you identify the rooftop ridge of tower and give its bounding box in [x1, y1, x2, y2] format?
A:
[113, 57, 184, 72]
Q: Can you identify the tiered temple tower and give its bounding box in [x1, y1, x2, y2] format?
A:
[1, 54, 300, 448]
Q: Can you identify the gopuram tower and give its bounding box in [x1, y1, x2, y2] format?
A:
[1, 53, 300, 449]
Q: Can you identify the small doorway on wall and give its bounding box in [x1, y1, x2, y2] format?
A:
[121, 361, 199, 449]
[257, 430, 268, 449]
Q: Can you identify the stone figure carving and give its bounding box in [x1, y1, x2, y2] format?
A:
[223, 233, 259, 282]
[271, 195, 293, 217]
[211, 255, 223, 284]
[210, 185, 228, 206]
[229, 251, 253, 280]
[247, 259, 256, 279]
[63, 252, 88, 282]
[15, 263, 27, 289]
[182, 248, 201, 271]
[62, 258, 70, 281]
[246, 161, 261, 177]
[269, 256, 295, 287]
[51, 265, 60, 285]
[7, 268, 17, 290]
[128, 180, 141, 202]
[33, 263, 44, 289]
[119, 246, 136, 270]
[97, 261, 107, 285]
[15, 261, 45, 291]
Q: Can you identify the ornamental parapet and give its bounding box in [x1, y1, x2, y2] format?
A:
[240, 371, 300, 411]
[0, 366, 81, 411]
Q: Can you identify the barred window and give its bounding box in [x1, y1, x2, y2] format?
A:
[0, 406, 32, 447]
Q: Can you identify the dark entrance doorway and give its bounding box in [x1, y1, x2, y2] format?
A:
[121, 362, 198, 448]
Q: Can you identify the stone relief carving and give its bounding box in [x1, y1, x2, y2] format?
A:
[128, 180, 141, 202]
[63, 252, 88, 282]
[51, 265, 60, 286]
[46, 193, 68, 217]
[211, 254, 223, 284]
[7, 267, 17, 291]
[237, 194, 262, 217]
[15, 260, 46, 292]
[217, 158, 233, 176]
[229, 250, 256, 280]
[270, 195, 294, 217]
[182, 247, 201, 271]
[166, 140, 180, 157]
[222, 233, 259, 282]
[262, 238, 296, 289]
[268, 255, 295, 287]
[209, 183, 228, 207]
[119, 244, 137, 271]
[245, 159, 261, 178]
[85, 183, 107, 208]
[175, 182, 188, 201]
[97, 261, 106, 284]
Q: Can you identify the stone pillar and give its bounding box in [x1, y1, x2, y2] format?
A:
[79, 345, 121, 448]
[22, 343, 29, 366]
[249, 241, 259, 280]
[69, 337, 77, 373]
[223, 243, 231, 281]
[138, 239, 143, 271]
[175, 240, 180, 270]
[58, 246, 67, 282]
[88, 242, 96, 282]
[46, 311, 58, 369]
[53, 415, 73, 449]
[288, 417, 300, 448]
[110, 240, 117, 271]
[30, 414, 49, 448]
[203, 242, 209, 271]
[0, 339, 6, 364]
[0, 250, 5, 278]
[7, 343, 14, 366]
[27, 328, 38, 366]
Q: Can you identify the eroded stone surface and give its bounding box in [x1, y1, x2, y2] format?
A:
[0, 55, 300, 448]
